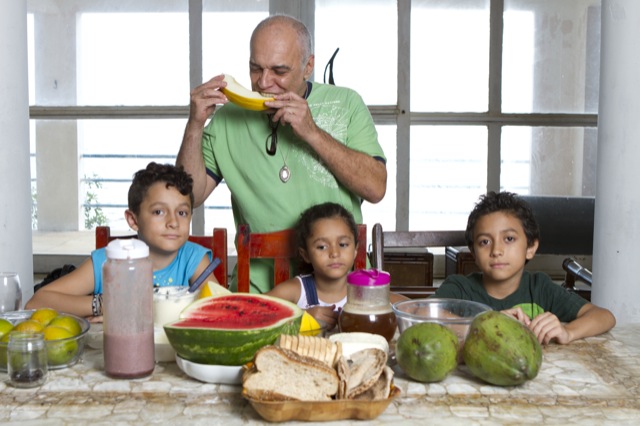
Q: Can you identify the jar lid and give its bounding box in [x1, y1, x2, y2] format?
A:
[105, 238, 149, 260]
[347, 269, 390, 286]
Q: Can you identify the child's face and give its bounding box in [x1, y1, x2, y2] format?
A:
[300, 217, 357, 281]
[471, 211, 538, 285]
[126, 182, 192, 255]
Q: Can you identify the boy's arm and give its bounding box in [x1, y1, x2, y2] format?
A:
[25, 258, 96, 318]
[530, 302, 616, 345]
[564, 302, 616, 342]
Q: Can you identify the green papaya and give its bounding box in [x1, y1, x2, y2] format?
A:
[396, 322, 459, 383]
[462, 311, 542, 386]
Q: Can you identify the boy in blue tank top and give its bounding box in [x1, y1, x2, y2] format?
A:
[26, 162, 218, 322]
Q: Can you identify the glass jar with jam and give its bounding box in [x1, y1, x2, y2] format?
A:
[338, 269, 397, 342]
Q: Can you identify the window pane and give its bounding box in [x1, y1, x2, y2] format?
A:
[316, 0, 397, 105]
[410, 126, 487, 230]
[80, 119, 186, 229]
[202, 2, 267, 83]
[503, 0, 601, 113]
[27, 0, 190, 106]
[31, 119, 185, 231]
[501, 126, 597, 196]
[410, 0, 490, 112]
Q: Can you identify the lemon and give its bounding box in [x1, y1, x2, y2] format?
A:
[13, 319, 45, 333]
[30, 307, 59, 326]
[43, 325, 78, 366]
[49, 315, 82, 337]
[0, 318, 14, 339]
[198, 281, 232, 299]
[299, 312, 323, 336]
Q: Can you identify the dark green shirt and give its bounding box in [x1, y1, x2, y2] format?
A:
[435, 271, 588, 322]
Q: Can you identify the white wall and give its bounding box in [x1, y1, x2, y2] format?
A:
[592, 0, 640, 324]
[0, 0, 34, 305]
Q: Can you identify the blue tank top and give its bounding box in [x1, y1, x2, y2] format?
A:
[91, 241, 211, 294]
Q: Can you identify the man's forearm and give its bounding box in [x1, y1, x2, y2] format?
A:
[306, 128, 387, 203]
[177, 121, 210, 207]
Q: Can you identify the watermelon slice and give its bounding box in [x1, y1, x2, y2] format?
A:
[164, 294, 302, 366]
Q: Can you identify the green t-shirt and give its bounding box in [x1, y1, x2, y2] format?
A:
[435, 271, 588, 322]
[202, 82, 385, 293]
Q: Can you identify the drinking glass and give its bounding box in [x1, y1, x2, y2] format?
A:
[0, 272, 22, 314]
[7, 331, 48, 388]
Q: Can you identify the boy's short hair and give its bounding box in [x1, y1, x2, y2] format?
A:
[128, 162, 194, 214]
[465, 191, 540, 249]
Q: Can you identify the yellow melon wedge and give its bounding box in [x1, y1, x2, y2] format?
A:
[221, 74, 274, 111]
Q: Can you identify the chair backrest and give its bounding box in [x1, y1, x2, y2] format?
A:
[95, 225, 228, 288]
[371, 223, 466, 298]
[372, 223, 466, 270]
[236, 223, 368, 293]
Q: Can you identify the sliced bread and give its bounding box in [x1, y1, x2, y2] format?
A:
[243, 346, 339, 401]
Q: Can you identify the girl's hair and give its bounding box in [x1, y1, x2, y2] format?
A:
[465, 191, 540, 249]
[128, 162, 194, 215]
[295, 202, 358, 274]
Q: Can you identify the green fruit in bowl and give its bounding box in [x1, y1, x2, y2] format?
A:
[396, 322, 459, 383]
[0, 319, 14, 339]
[0, 331, 11, 368]
[43, 325, 79, 366]
[49, 315, 82, 337]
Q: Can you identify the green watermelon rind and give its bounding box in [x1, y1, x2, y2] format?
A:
[163, 294, 302, 366]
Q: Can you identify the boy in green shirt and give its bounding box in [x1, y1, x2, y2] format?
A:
[435, 191, 615, 344]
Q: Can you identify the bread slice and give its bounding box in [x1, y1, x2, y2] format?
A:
[243, 346, 339, 401]
[346, 348, 387, 399]
[352, 366, 394, 400]
[276, 334, 342, 368]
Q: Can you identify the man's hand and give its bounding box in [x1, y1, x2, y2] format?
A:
[265, 91, 317, 141]
[188, 75, 229, 126]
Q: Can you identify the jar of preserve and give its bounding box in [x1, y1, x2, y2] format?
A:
[102, 239, 154, 379]
[338, 269, 397, 342]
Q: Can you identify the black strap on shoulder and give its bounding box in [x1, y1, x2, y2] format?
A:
[323, 47, 340, 85]
[301, 275, 320, 306]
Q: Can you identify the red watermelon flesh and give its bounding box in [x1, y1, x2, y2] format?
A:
[176, 294, 296, 329]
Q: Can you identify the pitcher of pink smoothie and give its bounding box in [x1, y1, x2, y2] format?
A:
[102, 239, 154, 379]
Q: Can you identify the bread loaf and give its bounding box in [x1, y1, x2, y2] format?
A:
[276, 334, 342, 368]
[243, 346, 339, 401]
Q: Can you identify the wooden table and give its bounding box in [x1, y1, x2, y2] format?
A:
[1, 324, 639, 424]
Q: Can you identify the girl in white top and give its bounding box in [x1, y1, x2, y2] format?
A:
[267, 202, 410, 330]
[267, 202, 359, 331]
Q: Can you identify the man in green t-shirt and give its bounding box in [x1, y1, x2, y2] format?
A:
[435, 191, 615, 345]
[177, 15, 386, 293]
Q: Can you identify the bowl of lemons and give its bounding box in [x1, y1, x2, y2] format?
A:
[0, 309, 90, 370]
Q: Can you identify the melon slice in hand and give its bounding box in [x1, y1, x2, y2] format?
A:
[221, 74, 274, 111]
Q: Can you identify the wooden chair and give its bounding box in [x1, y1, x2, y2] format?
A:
[95, 225, 228, 288]
[372, 223, 466, 298]
[236, 223, 368, 293]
